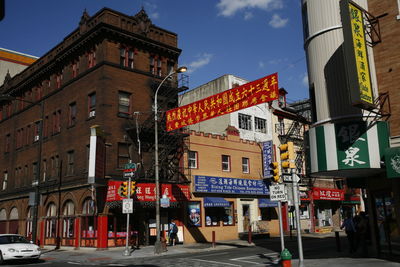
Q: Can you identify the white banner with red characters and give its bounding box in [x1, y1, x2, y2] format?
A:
[312, 187, 345, 201]
[106, 181, 190, 202]
[166, 73, 279, 131]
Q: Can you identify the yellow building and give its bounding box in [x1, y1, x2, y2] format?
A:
[182, 127, 279, 243]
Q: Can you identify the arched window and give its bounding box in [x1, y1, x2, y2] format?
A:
[63, 200, 75, 216]
[9, 207, 19, 220]
[0, 209, 6, 234]
[62, 201, 75, 240]
[81, 198, 97, 246]
[45, 203, 57, 239]
[0, 209, 6, 221]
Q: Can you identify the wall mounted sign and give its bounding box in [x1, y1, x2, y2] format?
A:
[194, 175, 269, 195]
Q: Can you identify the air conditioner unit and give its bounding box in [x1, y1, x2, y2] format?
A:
[89, 110, 96, 118]
[34, 135, 40, 142]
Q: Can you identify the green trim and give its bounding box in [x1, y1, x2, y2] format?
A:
[316, 126, 327, 172]
[377, 121, 390, 160]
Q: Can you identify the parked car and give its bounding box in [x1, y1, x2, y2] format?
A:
[0, 234, 41, 263]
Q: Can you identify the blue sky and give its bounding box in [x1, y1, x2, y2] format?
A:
[0, 0, 309, 102]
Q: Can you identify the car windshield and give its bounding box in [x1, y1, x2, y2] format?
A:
[0, 235, 30, 244]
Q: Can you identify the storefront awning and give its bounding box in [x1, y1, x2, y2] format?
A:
[258, 198, 278, 208]
[203, 197, 230, 208]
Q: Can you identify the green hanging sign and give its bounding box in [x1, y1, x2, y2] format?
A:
[385, 147, 400, 178]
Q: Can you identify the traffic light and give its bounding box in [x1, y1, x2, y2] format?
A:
[279, 141, 295, 169]
[130, 181, 137, 195]
[270, 162, 280, 183]
[119, 181, 128, 197]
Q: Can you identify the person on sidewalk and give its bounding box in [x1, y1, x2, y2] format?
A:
[341, 212, 357, 253]
[168, 219, 178, 246]
[354, 212, 368, 257]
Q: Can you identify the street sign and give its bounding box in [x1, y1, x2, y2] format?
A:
[283, 174, 300, 183]
[124, 163, 137, 172]
[160, 195, 170, 208]
[123, 171, 135, 178]
[122, 198, 133, 214]
[269, 184, 287, 202]
[123, 163, 137, 178]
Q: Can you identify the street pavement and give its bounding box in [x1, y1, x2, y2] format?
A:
[23, 232, 400, 266]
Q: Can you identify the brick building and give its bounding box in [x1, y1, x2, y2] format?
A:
[0, 8, 188, 249]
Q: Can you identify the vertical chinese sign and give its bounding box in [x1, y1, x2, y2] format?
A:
[340, 0, 374, 110]
[166, 73, 279, 132]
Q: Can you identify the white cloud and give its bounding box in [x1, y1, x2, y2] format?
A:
[217, 0, 283, 17]
[269, 14, 288, 28]
[244, 11, 254, 20]
[187, 53, 213, 74]
[149, 12, 159, 20]
[302, 73, 309, 87]
[259, 61, 265, 68]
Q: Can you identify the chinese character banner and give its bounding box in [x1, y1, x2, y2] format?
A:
[166, 73, 279, 131]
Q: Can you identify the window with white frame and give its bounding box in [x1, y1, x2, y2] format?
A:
[242, 157, 249, 173]
[238, 113, 252, 130]
[188, 151, 198, 169]
[118, 91, 131, 116]
[2, 171, 7, 190]
[255, 117, 267, 133]
[222, 155, 230, 172]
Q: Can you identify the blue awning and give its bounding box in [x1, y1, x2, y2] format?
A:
[203, 197, 230, 208]
[258, 198, 278, 208]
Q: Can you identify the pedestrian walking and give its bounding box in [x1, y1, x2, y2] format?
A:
[355, 212, 369, 256]
[168, 219, 178, 246]
[341, 212, 357, 253]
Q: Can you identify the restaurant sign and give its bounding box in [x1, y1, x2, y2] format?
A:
[312, 187, 344, 201]
[106, 181, 190, 202]
[194, 175, 269, 195]
[166, 73, 278, 131]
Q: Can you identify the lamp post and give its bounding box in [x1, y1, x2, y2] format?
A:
[154, 66, 187, 254]
[0, 94, 44, 244]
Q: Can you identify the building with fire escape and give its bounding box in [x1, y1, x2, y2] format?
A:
[0, 7, 189, 249]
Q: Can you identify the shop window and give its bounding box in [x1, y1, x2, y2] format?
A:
[118, 143, 130, 169]
[255, 117, 267, 133]
[26, 207, 33, 238]
[205, 202, 234, 226]
[118, 91, 131, 117]
[242, 157, 249, 173]
[238, 113, 252, 130]
[68, 102, 77, 127]
[260, 207, 278, 221]
[222, 155, 230, 172]
[188, 202, 201, 227]
[88, 92, 96, 118]
[299, 204, 310, 219]
[188, 151, 198, 169]
[81, 198, 97, 246]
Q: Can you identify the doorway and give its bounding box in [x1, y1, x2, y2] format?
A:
[242, 204, 250, 232]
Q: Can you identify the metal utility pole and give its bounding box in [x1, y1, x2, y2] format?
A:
[292, 169, 304, 266]
[123, 174, 132, 256]
[277, 201, 285, 251]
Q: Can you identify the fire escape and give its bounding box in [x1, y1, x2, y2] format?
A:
[125, 74, 190, 184]
[277, 100, 311, 185]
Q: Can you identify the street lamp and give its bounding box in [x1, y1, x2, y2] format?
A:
[0, 94, 44, 245]
[154, 66, 187, 254]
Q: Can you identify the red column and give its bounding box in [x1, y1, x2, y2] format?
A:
[74, 217, 81, 249]
[97, 215, 108, 249]
[39, 220, 45, 248]
[282, 203, 289, 232]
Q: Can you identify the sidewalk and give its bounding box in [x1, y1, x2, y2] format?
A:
[41, 240, 253, 263]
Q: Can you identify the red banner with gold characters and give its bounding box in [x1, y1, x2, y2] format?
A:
[166, 73, 279, 132]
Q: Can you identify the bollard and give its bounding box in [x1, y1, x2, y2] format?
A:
[212, 231, 216, 248]
[281, 248, 292, 267]
[248, 225, 252, 244]
[335, 230, 341, 252]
